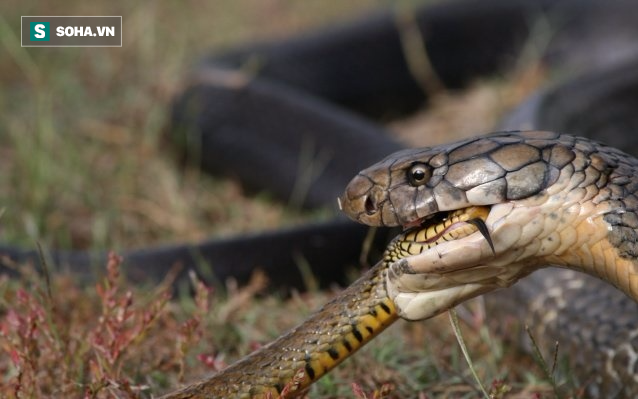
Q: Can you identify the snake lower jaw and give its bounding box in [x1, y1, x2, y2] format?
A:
[389, 283, 495, 321]
[386, 258, 535, 321]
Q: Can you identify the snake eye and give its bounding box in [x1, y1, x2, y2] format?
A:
[407, 163, 431, 187]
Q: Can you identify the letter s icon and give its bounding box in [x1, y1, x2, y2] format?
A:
[34, 24, 46, 38]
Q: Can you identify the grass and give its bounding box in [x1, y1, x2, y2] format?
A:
[1, 255, 567, 398]
[0, 0, 584, 398]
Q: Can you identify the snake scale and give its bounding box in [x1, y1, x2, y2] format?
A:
[3, 0, 638, 397]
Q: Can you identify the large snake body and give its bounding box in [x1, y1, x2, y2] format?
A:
[163, 131, 638, 397]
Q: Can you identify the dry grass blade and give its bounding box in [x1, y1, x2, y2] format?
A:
[448, 308, 490, 399]
[525, 325, 561, 399]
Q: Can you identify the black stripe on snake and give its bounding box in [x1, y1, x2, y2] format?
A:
[3, 0, 638, 397]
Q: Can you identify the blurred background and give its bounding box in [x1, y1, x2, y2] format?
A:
[0, 0, 410, 251]
[0, 0, 536, 253]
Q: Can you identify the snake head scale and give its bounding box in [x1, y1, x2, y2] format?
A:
[340, 130, 634, 321]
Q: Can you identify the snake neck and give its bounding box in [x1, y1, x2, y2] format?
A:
[161, 261, 398, 399]
[506, 140, 638, 303]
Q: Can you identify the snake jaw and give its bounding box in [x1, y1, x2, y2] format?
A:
[386, 200, 554, 321]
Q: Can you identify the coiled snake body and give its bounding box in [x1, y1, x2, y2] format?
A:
[163, 130, 638, 397]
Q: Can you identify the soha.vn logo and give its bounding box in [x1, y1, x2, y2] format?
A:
[23, 17, 121, 47]
[29, 22, 116, 41]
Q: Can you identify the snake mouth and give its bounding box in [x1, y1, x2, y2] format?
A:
[386, 206, 494, 262]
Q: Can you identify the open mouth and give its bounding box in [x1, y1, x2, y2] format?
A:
[385, 206, 494, 262]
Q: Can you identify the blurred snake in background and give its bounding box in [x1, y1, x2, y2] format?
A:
[3, 0, 638, 397]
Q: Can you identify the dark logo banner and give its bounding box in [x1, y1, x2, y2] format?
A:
[22, 16, 122, 47]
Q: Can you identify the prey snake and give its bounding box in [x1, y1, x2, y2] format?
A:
[3, 0, 638, 397]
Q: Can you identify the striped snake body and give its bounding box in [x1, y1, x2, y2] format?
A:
[164, 130, 638, 397]
[164, 262, 396, 398]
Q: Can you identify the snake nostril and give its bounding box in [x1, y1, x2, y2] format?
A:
[364, 195, 377, 215]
